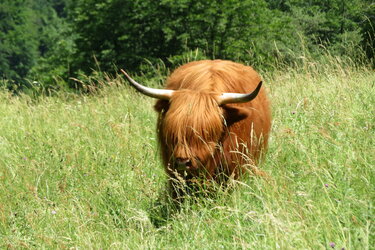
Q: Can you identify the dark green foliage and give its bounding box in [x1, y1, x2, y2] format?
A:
[0, 0, 73, 90]
[69, 0, 164, 74]
[0, 0, 39, 87]
[69, 0, 297, 73]
[0, 0, 374, 89]
[360, 1, 375, 64]
[28, 0, 75, 90]
[159, 0, 296, 67]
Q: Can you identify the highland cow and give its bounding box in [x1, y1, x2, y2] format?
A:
[121, 60, 271, 199]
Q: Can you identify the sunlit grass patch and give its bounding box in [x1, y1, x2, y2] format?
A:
[0, 62, 373, 249]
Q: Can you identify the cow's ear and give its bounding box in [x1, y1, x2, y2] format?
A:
[154, 100, 169, 113]
[222, 105, 250, 126]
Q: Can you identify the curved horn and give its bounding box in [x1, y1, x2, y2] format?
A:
[218, 81, 262, 105]
[121, 69, 174, 100]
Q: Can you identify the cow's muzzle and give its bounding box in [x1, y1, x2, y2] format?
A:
[175, 158, 192, 171]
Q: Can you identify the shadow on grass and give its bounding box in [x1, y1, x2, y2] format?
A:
[148, 196, 179, 228]
[147, 179, 233, 228]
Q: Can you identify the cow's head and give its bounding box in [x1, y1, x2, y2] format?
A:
[121, 69, 262, 175]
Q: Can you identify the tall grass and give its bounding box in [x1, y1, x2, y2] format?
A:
[0, 58, 373, 249]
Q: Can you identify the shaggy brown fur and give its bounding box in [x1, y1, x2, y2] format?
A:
[153, 60, 271, 198]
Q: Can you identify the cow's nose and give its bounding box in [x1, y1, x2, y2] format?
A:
[175, 158, 191, 168]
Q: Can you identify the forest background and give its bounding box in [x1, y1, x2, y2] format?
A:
[0, 0, 374, 92]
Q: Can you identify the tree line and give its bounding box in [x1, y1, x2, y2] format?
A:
[0, 0, 374, 90]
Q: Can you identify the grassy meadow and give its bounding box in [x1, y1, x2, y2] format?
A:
[0, 59, 374, 249]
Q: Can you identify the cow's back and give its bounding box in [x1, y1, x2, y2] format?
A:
[165, 60, 261, 93]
